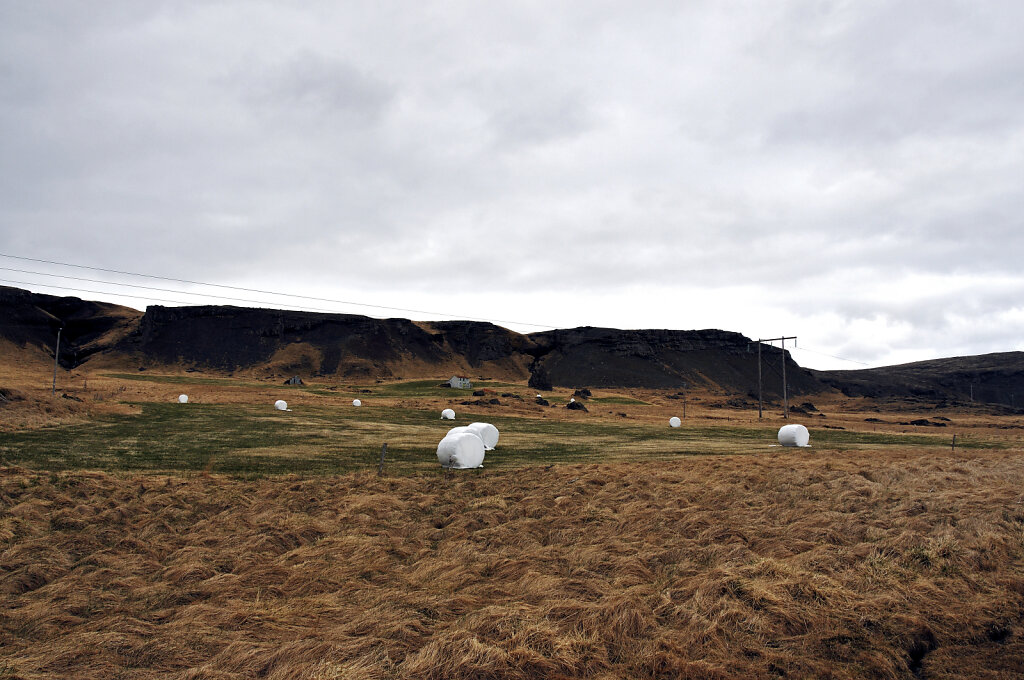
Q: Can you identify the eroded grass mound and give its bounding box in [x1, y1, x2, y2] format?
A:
[2, 450, 1024, 679]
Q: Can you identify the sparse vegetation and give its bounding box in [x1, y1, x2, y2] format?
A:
[1, 371, 1023, 678]
[2, 450, 1024, 678]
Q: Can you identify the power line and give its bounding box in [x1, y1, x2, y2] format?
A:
[0, 277, 418, 318]
[0, 267, 349, 314]
[0, 278, 229, 308]
[0, 252, 558, 328]
[789, 345, 870, 366]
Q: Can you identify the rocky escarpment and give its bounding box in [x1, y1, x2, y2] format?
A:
[0, 286, 829, 393]
[117, 306, 538, 379]
[28, 285, 1024, 403]
[123, 305, 443, 375]
[814, 353, 1024, 409]
[526, 327, 821, 394]
[0, 285, 141, 367]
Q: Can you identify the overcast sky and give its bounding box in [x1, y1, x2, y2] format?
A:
[2, 1, 1023, 370]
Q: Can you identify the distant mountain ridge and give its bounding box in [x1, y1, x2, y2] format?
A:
[4, 285, 1023, 406]
[0, 285, 817, 394]
[813, 353, 1024, 408]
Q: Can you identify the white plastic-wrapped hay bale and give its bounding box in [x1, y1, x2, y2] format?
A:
[441, 408, 456, 420]
[778, 424, 810, 447]
[352, 399, 362, 407]
[437, 432, 485, 469]
[178, 394, 188, 404]
[274, 399, 288, 411]
[466, 422, 499, 450]
[669, 416, 681, 428]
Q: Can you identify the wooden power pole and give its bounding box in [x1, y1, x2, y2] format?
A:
[752, 336, 797, 419]
[52, 325, 62, 395]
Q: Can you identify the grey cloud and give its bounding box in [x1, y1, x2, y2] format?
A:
[2, 1, 1024, 367]
[233, 51, 393, 123]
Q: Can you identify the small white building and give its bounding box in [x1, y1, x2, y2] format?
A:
[448, 376, 472, 389]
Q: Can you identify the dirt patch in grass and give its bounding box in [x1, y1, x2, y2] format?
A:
[2, 448, 1024, 679]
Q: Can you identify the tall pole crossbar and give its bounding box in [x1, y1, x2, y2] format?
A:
[750, 336, 797, 419]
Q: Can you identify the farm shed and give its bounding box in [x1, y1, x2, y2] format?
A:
[448, 376, 472, 389]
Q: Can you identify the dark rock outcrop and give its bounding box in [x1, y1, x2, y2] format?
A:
[526, 327, 821, 394]
[11, 286, 1020, 404]
[815, 353, 1024, 408]
[0, 285, 141, 368]
[528, 365, 553, 391]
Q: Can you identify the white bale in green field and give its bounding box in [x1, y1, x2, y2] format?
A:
[437, 432, 485, 469]
[778, 424, 810, 447]
[441, 408, 456, 420]
[274, 400, 288, 411]
[466, 422, 499, 450]
[669, 416, 681, 427]
[352, 399, 362, 407]
[178, 394, 188, 404]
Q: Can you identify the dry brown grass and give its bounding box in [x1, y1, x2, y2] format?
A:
[2, 447, 1024, 679]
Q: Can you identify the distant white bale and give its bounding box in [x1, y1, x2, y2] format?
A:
[466, 422, 499, 450]
[352, 399, 362, 407]
[178, 394, 188, 404]
[778, 424, 810, 447]
[437, 432, 485, 469]
[669, 416, 681, 428]
[570, 397, 575, 403]
[274, 400, 288, 411]
[441, 408, 456, 420]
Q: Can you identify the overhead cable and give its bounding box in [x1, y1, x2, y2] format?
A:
[0, 252, 557, 328]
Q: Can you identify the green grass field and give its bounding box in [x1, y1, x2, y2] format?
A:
[0, 398, 984, 477]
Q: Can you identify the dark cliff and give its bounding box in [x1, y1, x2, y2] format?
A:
[526, 327, 821, 393]
[814, 352, 1024, 408]
[122, 305, 453, 377]
[20, 285, 1022, 404]
[0, 285, 141, 367]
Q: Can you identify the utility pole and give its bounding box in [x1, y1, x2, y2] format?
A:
[781, 337, 789, 419]
[51, 325, 62, 395]
[751, 336, 797, 419]
[757, 343, 763, 419]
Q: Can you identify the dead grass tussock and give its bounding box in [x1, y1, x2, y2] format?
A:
[1, 449, 1024, 678]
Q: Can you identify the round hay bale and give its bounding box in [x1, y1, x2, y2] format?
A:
[352, 399, 362, 407]
[178, 394, 188, 404]
[466, 422, 499, 450]
[778, 424, 810, 447]
[441, 408, 456, 420]
[437, 432, 485, 469]
[669, 416, 681, 428]
[274, 400, 288, 411]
